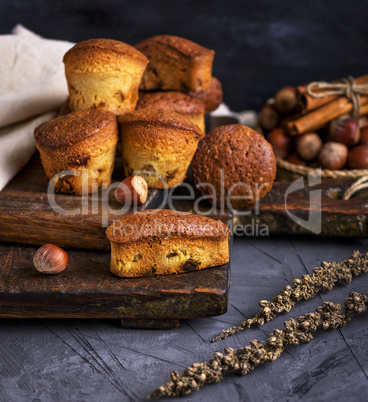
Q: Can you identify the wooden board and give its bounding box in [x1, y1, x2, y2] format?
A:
[0, 155, 163, 250]
[1, 155, 367, 253]
[0, 238, 231, 328]
[234, 178, 368, 237]
[0, 156, 232, 327]
[167, 179, 368, 237]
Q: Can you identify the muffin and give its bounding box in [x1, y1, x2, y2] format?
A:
[34, 109, 119, 195]
[136, 91, 206, 134]
[106, 209, 230, 277]
[58, 97, 71, 116]
[118, 108, 202, 188]
[188, 76, 223, 114]
[192, 124, 276, 209]
[63, 39, 149, 115]
[135, 35, 214, 93]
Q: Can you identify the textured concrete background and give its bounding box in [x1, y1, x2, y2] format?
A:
[0, 236, 367, 401]
[1, 1, 368, 400]
[1, 0, 368, 111]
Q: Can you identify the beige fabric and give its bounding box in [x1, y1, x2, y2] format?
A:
[0, 25, 74, 191]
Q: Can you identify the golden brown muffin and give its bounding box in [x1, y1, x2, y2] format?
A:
[58, 97, 71, 116]
[63, 38, 148, 115]
[106, 209, 229, 277]
[135, 35, 214, 93]
[136, 91, 206, 134]
[188, 76, 223, 114]
[34, 109, 119, 195]
[192, 124, 276, 209]
[118, 108, 202, 189]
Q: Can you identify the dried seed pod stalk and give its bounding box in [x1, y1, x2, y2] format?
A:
[147, 292, 368, 399]
[212, 250, 368, 342]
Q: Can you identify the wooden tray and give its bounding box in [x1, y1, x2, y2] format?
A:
[167, 179, 368, 237]
[0, 155, 162, 250]
[0, 239, 231, 328]
[0, 156, 232, 328]
[1, 155, 367, 252]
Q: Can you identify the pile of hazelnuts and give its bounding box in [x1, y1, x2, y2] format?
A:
[259, 87, 368, 171]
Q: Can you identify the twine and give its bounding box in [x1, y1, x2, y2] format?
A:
[277, 158, 368, 200]
[276, 157, 368, 179]
[306, 76, 368, 118]
[343, 176, 368, 200]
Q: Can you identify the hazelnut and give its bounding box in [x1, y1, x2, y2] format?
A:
[359, 126, 368, 146]
[33, 244, 68, 274]
[318, 141, 348, 170]
[259, 103, 280, 131]
[286, 152, 307, 166]
[348, 145, 368, 169]
[274, 86, 297, 114]
[267, 128, 292, 158]
[359, 116, 368, 129]
[115, 175, 148, 206]
[329, 116, 360, 146]
[295, 132, 322, 161]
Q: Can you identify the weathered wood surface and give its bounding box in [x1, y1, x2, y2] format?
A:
[234, 179, 368, 237]
[0, 234, 231, 325]
[167, 180, 368, 237]
[1, 155, 367, 257]
[0, 155, 162, 250]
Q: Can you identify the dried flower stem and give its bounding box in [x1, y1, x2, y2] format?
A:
[147, 292, 368, 399]
[212, 250, 368, 342]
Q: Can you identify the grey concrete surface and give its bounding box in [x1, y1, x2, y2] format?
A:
[0, 235, 367, 401]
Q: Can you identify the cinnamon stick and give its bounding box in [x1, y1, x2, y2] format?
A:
[297, 74, 368, 113]
[287, 95, 368, 136]
[297, 86, 336, 113]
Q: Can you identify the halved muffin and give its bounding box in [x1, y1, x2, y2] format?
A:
[106, 209, 230, 277]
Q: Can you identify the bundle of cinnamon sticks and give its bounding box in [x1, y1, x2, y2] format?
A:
[259, 74, 368, 171]
[290, 74, 368, 135]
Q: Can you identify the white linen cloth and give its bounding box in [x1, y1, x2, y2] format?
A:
[0, 25, 74, 191]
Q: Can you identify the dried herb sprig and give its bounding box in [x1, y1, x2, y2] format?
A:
[147, 292, 368, 399]
[212, 250, 368, 342]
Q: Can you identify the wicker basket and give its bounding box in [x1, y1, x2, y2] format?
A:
[258, 98, 368, 182]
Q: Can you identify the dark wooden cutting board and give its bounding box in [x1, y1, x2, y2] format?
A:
[0, 155, 163, 250]
[0, 156, 231, 327]
[1, 151, 366, 328]
[1, 155, 367, 251]
[0, 240, 231, 328]
[168, 179, 368, 237]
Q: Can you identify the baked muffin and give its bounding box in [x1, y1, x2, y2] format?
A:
[106, 209, 229, 277]
[136, 91, 205, 134]
[135, 35, 214, 93]
[188, 76, 223, 114]
[192, 124, 276, 209]
[58, 97, 71, 116]
[118, 108, 202, 189]
[34, 109, 119, 195]
[63, 39, 148, 115]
